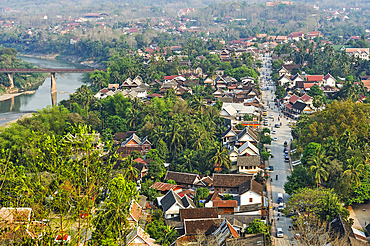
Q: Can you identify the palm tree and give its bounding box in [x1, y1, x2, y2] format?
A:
[127, 107, 139, 129]
[310, 163, 328, 187]
[340, 130, 357, 150]
[210, 142, 231, 171]
[344, 156, 365, 187]
[166, 123, 183, 156]
[179, 150, 195, 172]
[122, 156, 139, 181]
[307, 147, 329, 167]
[151, 125, 165, 147]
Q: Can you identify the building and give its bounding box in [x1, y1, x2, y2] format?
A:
[164, 171, 200, 188]
[346, 48, 370, 60]
[158, 190, 195, 219]
[117, 133, 151, 157]
[213, 173, 253, 194]
[237, 155, 261, 174]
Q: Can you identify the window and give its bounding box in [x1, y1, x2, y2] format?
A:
[249, 198, 253, 203]
[145, 146, 148, 150]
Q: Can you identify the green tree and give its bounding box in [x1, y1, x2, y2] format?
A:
[285, 187, 349, 222]
[284, 166, 315, 195]
[344, 156, 365, 188]
[93, 175, 138, 245]
[245, 219, 270, 241]
[307, 85, 323, 97]
[275, 86, 286, 99]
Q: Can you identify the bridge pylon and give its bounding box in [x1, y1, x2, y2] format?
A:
[51, 72, 57, 93]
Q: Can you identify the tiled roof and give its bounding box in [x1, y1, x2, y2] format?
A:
[213, 173, 252, 188]
[184, 218, 224, 235]
[160, 190, 185, 212]
[126, 226, 159, 246]
[180, 207, 218, 222]
[181, 195, 196, 208]
[288, 94, 300, 104]
[150, 182, 182, 192]
[238, 141, 259, 155]
[292, 101, 307, 111]
[164, 171, 199, 185]
[238, 180, 264, 196]
[301, 94, 312, 102]
[295, 81, 305, 88]
[213, 200, 238, 208]
[130, 202, 142, 222]
[236, 155, 260, 167]
[114, 131, 136, 141]
[285, 103, 293, 109]
[306, 75, 323, 81]
[346, 48, 369, 54]
[304, 82, 317, 89]
[205, 192, 222, 204]
[324, 73, 333, 80]
[282, 64, 299, 72]
[100, 88, 109, 94]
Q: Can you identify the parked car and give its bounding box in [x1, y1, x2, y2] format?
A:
[277, 228, 284, 238]
[269, 166, 274, 171]
[278, 203, 284, 211]
[284, 150, 289, 155]
[273, 137, 278, 141]
[275, 124, 280, 128]
[277, 193, 283, 203]
[284, 141, 288, 147]
[285, 156, 290, 162]
[272, 130, 276, 134]
[283, 147, 287, 152]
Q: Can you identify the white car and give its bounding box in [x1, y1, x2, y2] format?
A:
[277, 228, 284, 238]
[273, 137, 278, 141]
[272, 130, 276, 134]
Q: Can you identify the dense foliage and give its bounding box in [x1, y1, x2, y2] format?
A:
[0, 47, 46, 91]
[286, 100, 370, 205]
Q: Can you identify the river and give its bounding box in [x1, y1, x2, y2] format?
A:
[0, 56, 86, 126]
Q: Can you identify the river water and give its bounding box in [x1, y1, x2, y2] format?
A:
[0, 56, 86, 126]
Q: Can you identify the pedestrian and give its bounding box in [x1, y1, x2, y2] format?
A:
[365, 221, 367, 226]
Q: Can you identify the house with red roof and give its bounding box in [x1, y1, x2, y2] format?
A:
[305, 75, 324, 83]
[346, 48, 369, 60]
[307, 31, 322, 39]
[287, 32, 305, 41]
[323, 73, 336, 87]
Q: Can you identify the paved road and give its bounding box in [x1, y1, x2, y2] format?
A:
[260, 54, 293, 243]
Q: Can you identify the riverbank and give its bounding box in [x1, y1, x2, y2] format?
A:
[0, 91, 35, 102]
[19, 53, 104, 68]
[19, 53, 59, 60]
[0, 113, 34, 130]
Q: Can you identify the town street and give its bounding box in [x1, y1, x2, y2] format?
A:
[261, 54, 293, 244]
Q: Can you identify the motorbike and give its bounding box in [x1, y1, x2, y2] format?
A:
[276, 175, 278, 180]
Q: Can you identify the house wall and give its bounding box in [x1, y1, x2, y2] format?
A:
[229, 152, 238, 163]
[142, 143, 151, 154]
[324, 78, 336, 87]
[239, 166, 259, 174]
[205, 201, 213, 208]
[165, 204, 182, 219]
[214, 187, 239, 194]
[239, 191, 262, 206]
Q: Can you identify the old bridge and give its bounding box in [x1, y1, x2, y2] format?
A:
[0, 68, 105, 93]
